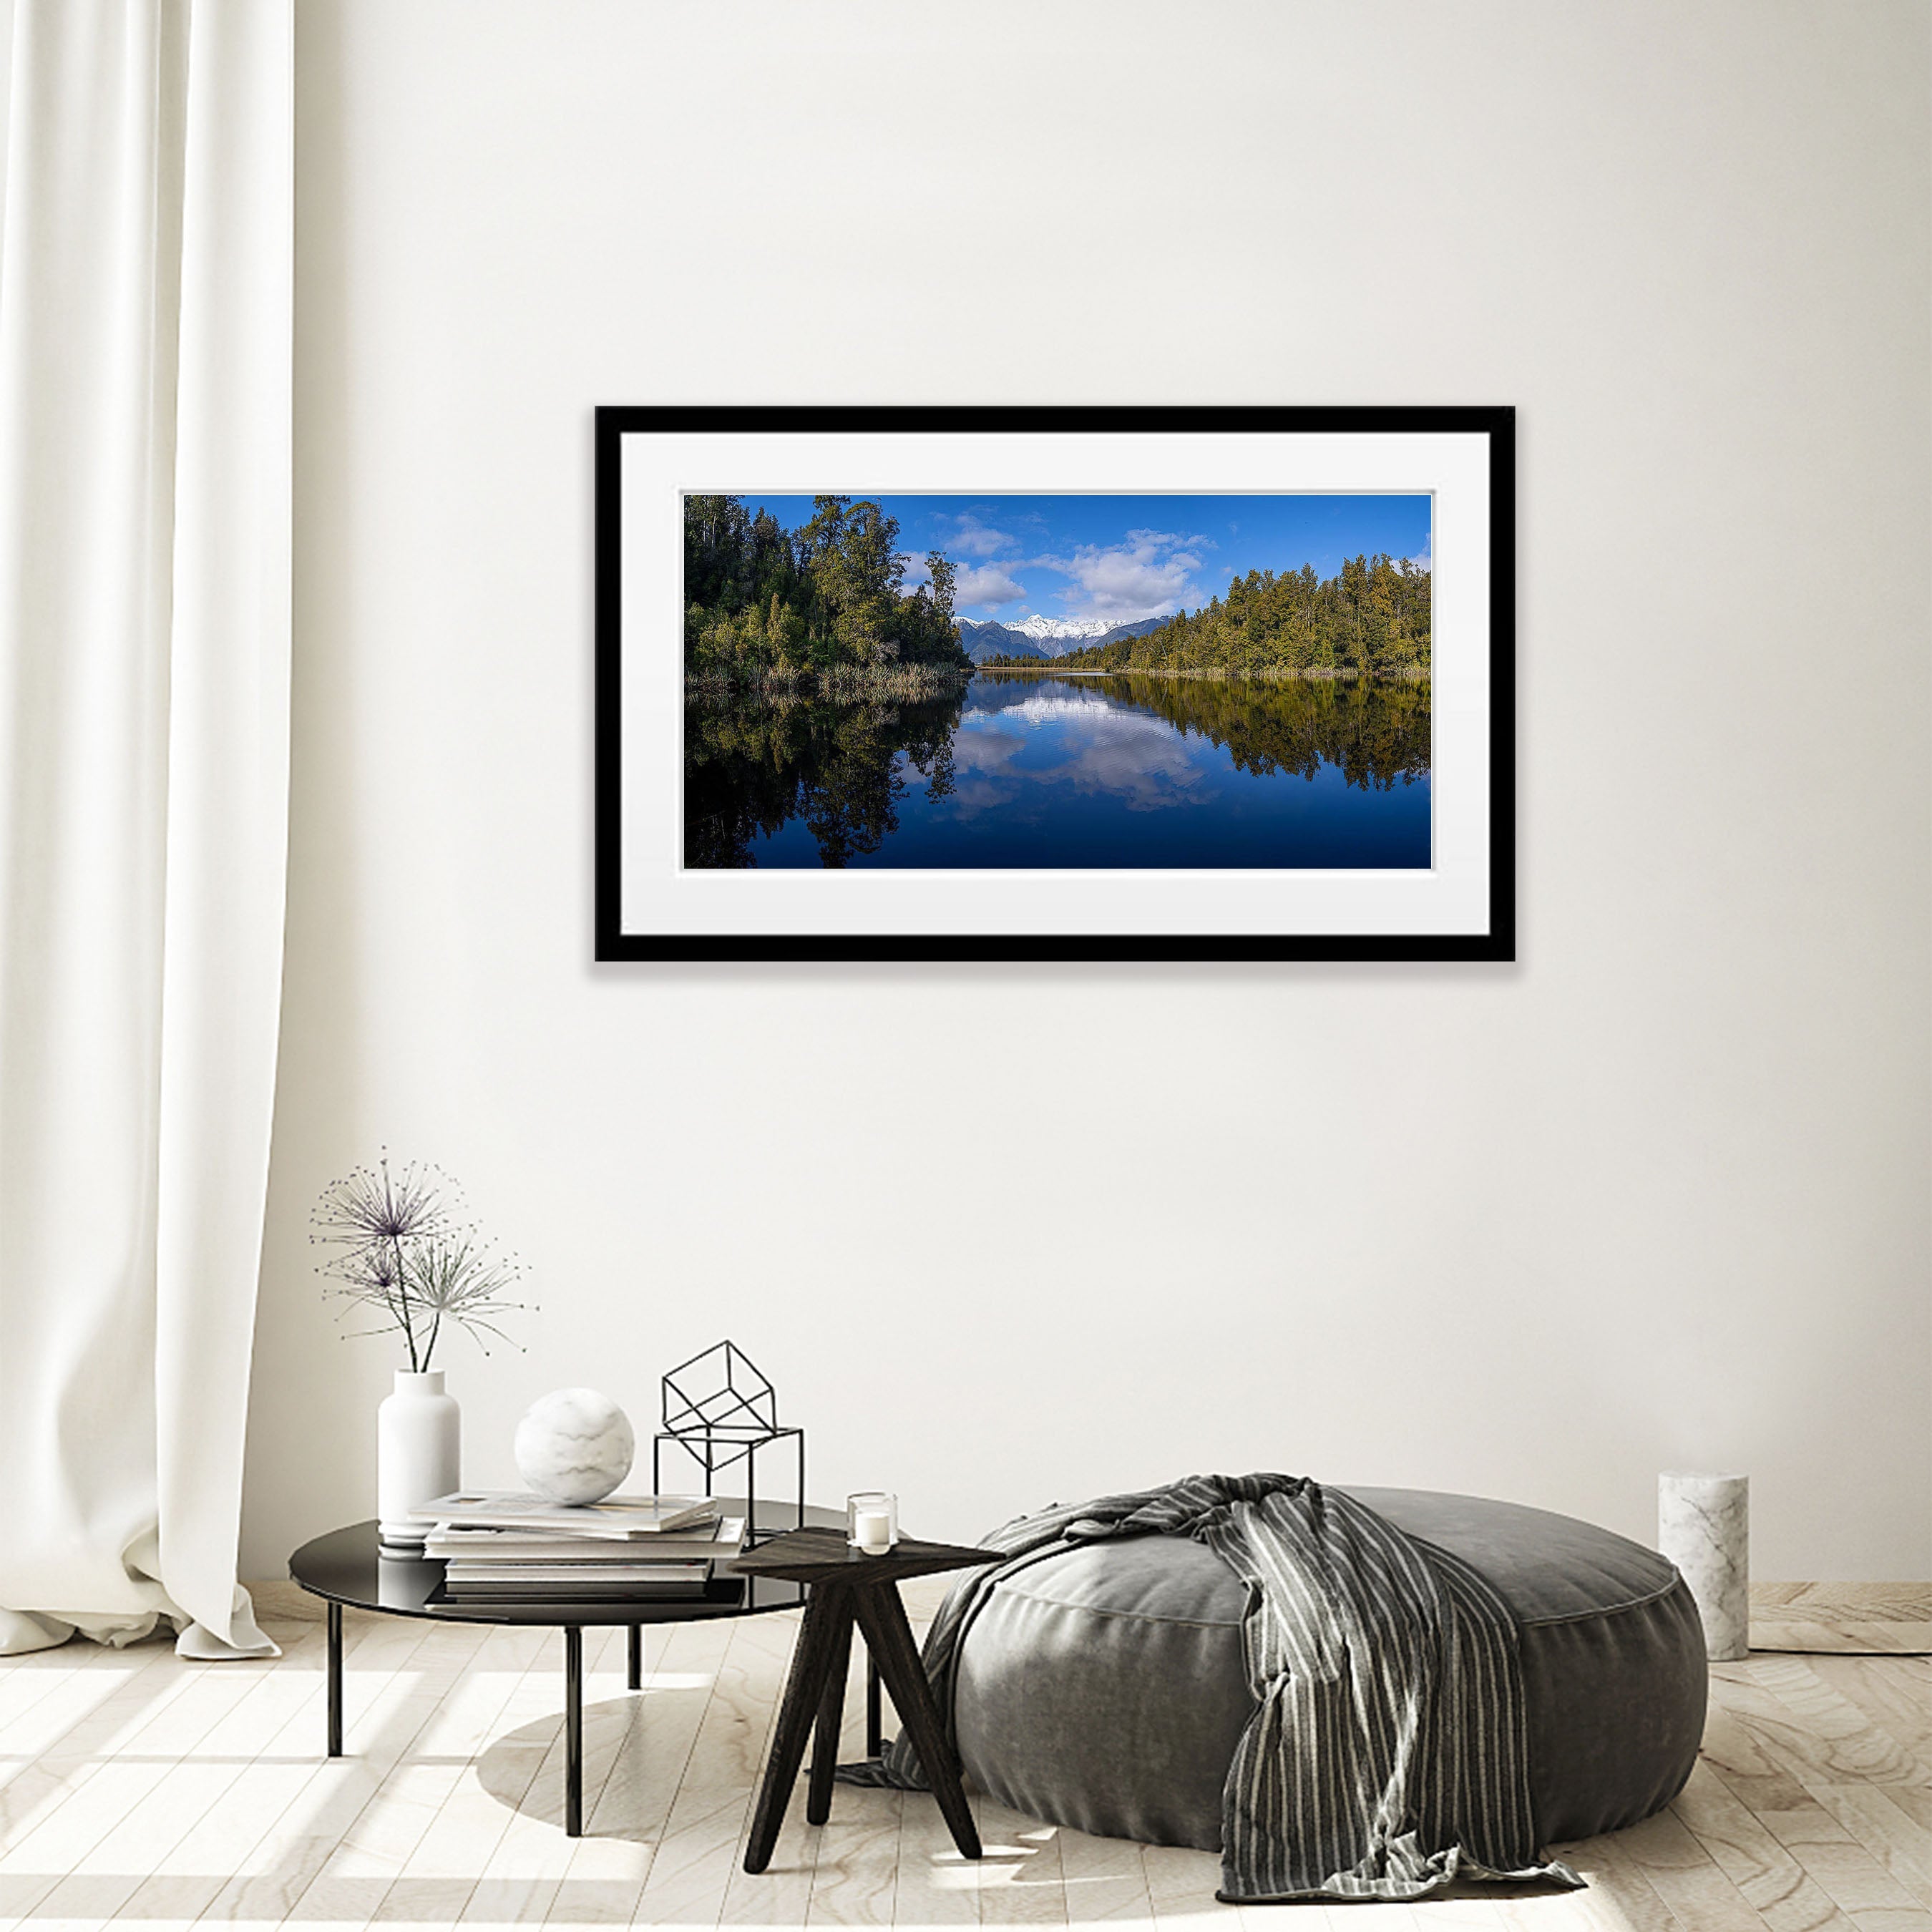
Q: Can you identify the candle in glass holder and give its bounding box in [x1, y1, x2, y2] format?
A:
[847, 1491, 898, 1553]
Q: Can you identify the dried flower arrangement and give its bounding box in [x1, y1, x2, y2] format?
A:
[310, 1153, 529, 1370]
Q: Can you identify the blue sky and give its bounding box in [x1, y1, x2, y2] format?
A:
[736, 493, 1432, 625]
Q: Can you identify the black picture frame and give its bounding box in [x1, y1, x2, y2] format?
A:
[595, 404, 1515, 963]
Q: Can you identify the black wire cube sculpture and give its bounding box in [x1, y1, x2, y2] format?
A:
[653, 1341, 804, 1546]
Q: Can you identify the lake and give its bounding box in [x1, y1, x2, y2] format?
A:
[684, 672, 1430, 869]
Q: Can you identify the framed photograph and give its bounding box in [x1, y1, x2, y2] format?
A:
[595, 405, 1513, 962]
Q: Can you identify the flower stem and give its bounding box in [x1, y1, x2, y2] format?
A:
[392, 1229, 419, 1371]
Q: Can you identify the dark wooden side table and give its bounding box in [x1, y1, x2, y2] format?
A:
[731, 1527, 1002, 1874]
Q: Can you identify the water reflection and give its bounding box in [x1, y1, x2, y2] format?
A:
[684, 673, 1430, 870]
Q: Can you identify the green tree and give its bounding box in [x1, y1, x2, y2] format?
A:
[683, 494, 968, 686]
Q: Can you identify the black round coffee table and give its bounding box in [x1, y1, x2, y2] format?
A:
[290, 1499, 847, 1835]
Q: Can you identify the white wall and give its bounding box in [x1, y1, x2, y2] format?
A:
[243, 0, 1932, 1582]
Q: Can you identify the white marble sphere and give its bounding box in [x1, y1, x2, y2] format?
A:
[514, 1389, 635, 1505]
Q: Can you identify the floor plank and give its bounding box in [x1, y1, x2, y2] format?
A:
[0, 1581, 1923, 1929]
[977, 1795, 1070, 1929]
[1672, 1759, 1858, 1931]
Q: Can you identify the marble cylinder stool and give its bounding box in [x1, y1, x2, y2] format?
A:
[1658, 1472, 1749, 1662]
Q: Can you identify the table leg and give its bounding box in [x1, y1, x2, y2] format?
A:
[564, 1626, 584, 1837]
[326, 1601, 343, 1757]
[743, 1586, 847, 1874]
[628, 1624, 643, 1692]
[866, 1649, 882, 1757]
[806, 1594, 854, 1826]
[852, 1588, 980, 1860]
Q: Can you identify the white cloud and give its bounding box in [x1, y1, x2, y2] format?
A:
[951, 728, 1026, 771]
[950, 706, 1209, 815]
[945, 512, 1013, 558]
[1031, 528, 1204, 623]
[895, 551, 931, 590]
[956, 565, 1027, 606]
[1058, 721, 1209, 812]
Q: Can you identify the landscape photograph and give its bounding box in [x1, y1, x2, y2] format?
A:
[683, 492, 1433, 870]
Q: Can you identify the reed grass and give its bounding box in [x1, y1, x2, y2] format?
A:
[686, 663, 974, 701]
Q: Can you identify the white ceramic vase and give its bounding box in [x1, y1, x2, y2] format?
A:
[378, 1369, 460, 1548]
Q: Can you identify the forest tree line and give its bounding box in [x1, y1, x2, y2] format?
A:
[685, 494, 972, 684]
[980, 553, 1430, 676]
[985, 671, 1432, 793]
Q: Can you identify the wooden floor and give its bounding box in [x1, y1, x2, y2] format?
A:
[0, 1581, 1925, 1931]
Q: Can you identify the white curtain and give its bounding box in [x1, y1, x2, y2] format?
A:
[0, 0, 291, 1656]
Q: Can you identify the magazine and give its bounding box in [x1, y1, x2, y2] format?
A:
[416, 1491, 722, 1536]
[425, 1518, 745, 1563]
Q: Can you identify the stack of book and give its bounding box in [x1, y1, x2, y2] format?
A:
[419, 1492, 745, 1601]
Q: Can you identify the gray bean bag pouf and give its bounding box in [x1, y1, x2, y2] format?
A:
[952, 1486, 1706, 1852]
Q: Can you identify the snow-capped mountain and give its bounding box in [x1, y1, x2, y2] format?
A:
[958, 615, 1169, 663]
[1005, 613, 1119, 644]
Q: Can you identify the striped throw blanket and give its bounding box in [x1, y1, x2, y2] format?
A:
[848, 1473, 1584, 1904]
